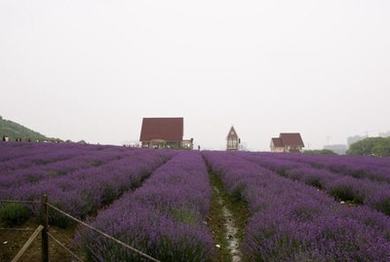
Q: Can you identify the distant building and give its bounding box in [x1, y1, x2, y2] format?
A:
[226, 126, 240, 151]
[323, 144, 347, 155]
[140, 117, 193, 149]
[379, 131, 390, 138]
[270, 133, 305, 153]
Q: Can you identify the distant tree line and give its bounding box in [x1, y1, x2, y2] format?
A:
[347, 137, 390, 157]
[304, 149, 337, 155]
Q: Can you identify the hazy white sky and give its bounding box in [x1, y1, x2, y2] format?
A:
[1, 0, 389, 150]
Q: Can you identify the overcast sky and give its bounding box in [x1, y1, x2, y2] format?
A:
[1, 0, 389, 150]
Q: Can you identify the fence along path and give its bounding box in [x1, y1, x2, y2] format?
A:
[0, 197, 160, 262]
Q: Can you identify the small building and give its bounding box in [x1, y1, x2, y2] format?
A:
[270, 133, 304, 153]
[140, 117, 193, 149]
[270, 137, 284, 152]
[227, 126, 240, 151]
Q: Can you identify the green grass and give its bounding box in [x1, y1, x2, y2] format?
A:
[171, 208, 198, 225]
[374, 198, 390, 216]
[329, 185, 365, 204]
[208, 171, 249, 262]
[0, 203, 31, 227]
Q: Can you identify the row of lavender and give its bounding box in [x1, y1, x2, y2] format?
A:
[203, 151, 390, 261]
[0, 142, 112, 172]
[0, 142, 67, 162]
[0, 145, 125, 188]
[242, 152, 390, 216]
[265, 152, 390, 183]
[0, 143, 173, 227]
[1, 143, 121, 196]
[78, 152, 215, 261]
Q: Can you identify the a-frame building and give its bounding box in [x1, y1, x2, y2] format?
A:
[226, 126, 240, 151]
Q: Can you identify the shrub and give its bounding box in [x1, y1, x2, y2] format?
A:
[0, 203, 30, 226]
[329, 185, 364, 204]
[374, 198, 390, 216]
[90, 160, 103, 167]
[304, 176, 323, 189]
[231, 185, 246, 202]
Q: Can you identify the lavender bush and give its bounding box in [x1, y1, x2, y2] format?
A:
[203, 151, 390, 261]
[78, 152, 215, 261]
[0, 143, 104, 172]
[243, 153, 390, 215]
[264, 152, 390, 183]
[0, 148, 123, 189]
[0, 142, 37, 161]
[2, 143, 390, 260]
[0, 143, 172, 227]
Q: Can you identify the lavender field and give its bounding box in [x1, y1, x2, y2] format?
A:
[1, 143, 390, 261]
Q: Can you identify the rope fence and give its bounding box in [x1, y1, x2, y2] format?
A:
[11, 225, 43, 262]
[0, 196, 160, 262]
[47, 232, 83, 262]
[47, 202, 160, 262]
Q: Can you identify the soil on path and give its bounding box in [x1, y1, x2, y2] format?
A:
[207, 172, 249, 262]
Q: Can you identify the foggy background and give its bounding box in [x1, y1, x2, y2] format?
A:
[1, 0, 389, 150]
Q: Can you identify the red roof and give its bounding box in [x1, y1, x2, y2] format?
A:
[140, 118, 184, 142]
[279, 133, 304, 147]
[271, 137, 283, 147]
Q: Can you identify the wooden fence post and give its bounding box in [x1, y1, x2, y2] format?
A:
[41, 194, 49, 262]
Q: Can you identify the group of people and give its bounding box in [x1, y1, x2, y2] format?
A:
[1, 136, 33, 142]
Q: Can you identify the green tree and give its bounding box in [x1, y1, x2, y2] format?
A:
[347, 137, 390, 157]
[372, 138, 390, 156]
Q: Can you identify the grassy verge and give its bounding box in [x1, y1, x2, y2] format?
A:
[207, 171, 249, 262]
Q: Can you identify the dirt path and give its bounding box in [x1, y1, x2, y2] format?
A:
[208, 172, 249, 262]
[0, 218, 78, 261]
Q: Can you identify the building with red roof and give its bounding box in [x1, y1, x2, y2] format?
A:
[139, 117, 193, 149]
[270, 133, 305, 152]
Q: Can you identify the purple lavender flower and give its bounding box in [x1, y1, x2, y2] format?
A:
[78, 152, 215, 261]
[203, 151, 390, 261]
